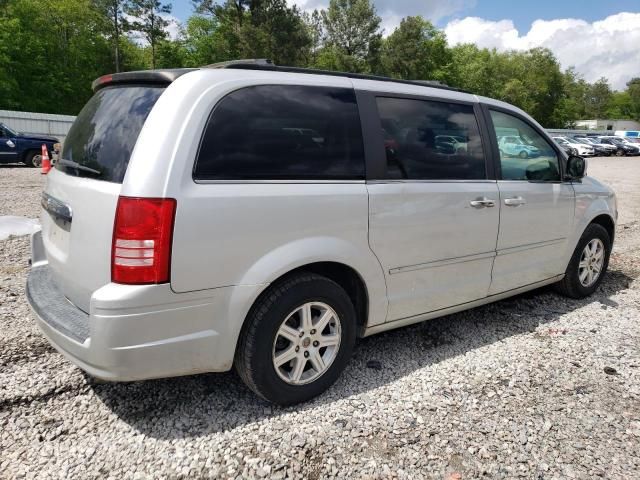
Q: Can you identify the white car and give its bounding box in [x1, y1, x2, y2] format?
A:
[26, 60, 617, 405]
[552, 136, 595, 156]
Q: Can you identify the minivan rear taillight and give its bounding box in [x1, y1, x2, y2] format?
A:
[112, 197, 176, 284]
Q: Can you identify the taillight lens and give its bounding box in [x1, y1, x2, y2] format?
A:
[111, 197, 177, 284]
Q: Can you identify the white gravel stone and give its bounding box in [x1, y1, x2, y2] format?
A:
[1, 160, 639, 479]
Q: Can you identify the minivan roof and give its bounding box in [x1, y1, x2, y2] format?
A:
[91, 58, 468, 93]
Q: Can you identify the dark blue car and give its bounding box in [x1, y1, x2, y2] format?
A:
[0, 122, 59, 167]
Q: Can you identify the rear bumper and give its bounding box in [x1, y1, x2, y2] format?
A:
[27, 231, 263, 381]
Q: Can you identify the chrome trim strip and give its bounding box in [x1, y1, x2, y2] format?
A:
[41, 192, 72, 223]
[497, 238, 566, 256]
[193, 179, 366, 184]
[389, 251, 496, 275]
[362, 274, 564, 336]
[367, 179, 497, 184]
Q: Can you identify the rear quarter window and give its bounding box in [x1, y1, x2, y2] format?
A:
[193, 85, 365, 180]
[59, 86, 165, 183]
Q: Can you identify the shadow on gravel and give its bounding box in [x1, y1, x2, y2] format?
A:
[90, 268, 634, 439]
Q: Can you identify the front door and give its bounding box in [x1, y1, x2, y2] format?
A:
[366, 95, 500, 321]
[0, 125, 18, 162]
[486, 108, 575, 294]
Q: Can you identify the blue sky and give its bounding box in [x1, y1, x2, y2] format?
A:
[172, 0, 639, 30]
[447, 0, 639, 31]
[168, 1, 639, 89]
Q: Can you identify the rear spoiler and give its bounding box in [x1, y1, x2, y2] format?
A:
[91, 69, 197, 92]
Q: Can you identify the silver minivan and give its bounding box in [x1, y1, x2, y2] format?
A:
[27, 60, 617, 405]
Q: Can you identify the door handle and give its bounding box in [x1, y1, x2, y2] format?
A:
[504, 196, 526, 207]
[469, 197, 496, 208]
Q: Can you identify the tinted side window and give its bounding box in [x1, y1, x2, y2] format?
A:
[375, 97, 486, 180]
[194, 85, 364, 180]
[490, 110, 560, 182]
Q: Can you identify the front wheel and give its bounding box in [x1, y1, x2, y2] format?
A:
[519, 150, 529, 159]
[554, 223, 611, 298]
[235, 272, 356, 405]
[615, 148, 625, 157]
[24, 150, 42, 168]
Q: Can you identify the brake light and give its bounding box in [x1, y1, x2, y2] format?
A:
[112, 197, 176, 284]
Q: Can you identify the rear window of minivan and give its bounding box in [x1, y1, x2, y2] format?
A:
[58, 86, 164, 183]
[194, 85, 365, 180]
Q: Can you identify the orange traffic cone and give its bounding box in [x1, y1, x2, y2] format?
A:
[41, 144, 51, 174]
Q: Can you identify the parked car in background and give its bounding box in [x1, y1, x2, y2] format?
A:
[26, 61, 617, 405]
[0, 122, 59, 167]
[435, 134, 467, 153]
[597, 136, 640, 156]
[572, 136, 612, 156]
[552, 136, 594, 157]
[582, 137, 617, 155]
[498, 135, 541, 158]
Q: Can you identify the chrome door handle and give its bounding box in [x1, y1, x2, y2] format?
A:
[470, 197, 496, 208]
[504, 196, 526, 207]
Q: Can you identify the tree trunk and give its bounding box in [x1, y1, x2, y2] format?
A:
[113, 0, 120, 72]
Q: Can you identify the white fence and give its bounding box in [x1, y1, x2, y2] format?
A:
[0, 110, 76, 143]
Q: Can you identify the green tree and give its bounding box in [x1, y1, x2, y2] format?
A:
[318, 0, 382, 73]
[605, 91, 633, 119]
[584, 77, 612, 119]
[626, 77, 640, 120]
[93, 0, 130, 71]
[380, 16, 449, 81]
[0, 0, 113, 114]
[126, 0, 172, 69]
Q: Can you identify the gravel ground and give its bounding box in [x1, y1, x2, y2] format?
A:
[1, 159, 639, 479]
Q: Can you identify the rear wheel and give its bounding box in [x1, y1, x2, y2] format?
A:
[519, 150, 528, 159]
[24, 150, 42, 168]
[235, 272, 356, 405]
[554, 223, 611, 299]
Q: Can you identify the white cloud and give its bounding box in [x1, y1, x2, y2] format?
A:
[444, 12, 640, 90]
[290, 0, 475, 34]
[124, 12, 182, 44]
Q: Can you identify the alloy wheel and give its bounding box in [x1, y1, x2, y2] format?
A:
[578, 238, 605, 287]
[272, 301, 341, 385]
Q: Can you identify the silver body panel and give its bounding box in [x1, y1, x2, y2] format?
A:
[28, 69, 617, 380]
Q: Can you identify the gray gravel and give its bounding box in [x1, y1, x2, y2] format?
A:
[1, 159, 639, 479]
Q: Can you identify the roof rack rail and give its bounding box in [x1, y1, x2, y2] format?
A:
[204, 59, 275, 69]
[203, 58, 467, 93]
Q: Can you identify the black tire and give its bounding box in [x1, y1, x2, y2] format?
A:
[554, 223, 611, 299]
[235, 272, 356, 405]
[519, 150, 528, 159]
[615, 148, 625, 157]
[24, 150, 42, 168]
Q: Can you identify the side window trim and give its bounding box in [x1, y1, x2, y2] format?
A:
[357, 89, 491, 181]
[355, 90, 386, 181]
[482, 103, 567, 182]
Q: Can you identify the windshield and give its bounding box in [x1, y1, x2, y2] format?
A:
[58, 85, 165, 183]
[1, 124, 18, 137]
[573, 138, 590, 145]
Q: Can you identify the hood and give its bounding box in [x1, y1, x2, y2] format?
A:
[17, 132, 59, 143]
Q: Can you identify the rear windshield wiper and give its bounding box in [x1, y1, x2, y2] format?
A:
[57, 159, 102, 176]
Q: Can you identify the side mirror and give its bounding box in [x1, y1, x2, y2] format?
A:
[565, 155, 586, 180]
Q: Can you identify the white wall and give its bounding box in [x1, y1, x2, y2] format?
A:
[0, 110, 76, 143]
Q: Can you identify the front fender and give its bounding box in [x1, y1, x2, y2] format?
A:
[564, 181, 616, 264]
[236, 236, 389, 329]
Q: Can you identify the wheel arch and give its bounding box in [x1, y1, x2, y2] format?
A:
[20, 147, 40, 163]
[589, 213, 615, 244]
